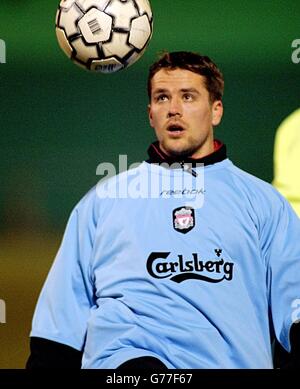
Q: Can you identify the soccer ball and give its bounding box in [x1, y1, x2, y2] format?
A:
[55, 0, 153, 73]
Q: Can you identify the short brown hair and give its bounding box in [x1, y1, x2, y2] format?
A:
[147, 51, 224, 103]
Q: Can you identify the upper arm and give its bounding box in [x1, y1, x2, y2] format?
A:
[261, 195, 300, 352]
[30, 194, 97, 351]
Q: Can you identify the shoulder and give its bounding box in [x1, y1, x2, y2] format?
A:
[222, 161, 300, 242]
[225, 161, 290, 215]
[74, 163, 145, 213]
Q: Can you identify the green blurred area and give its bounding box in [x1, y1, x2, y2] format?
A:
[0, 0, 299, 368]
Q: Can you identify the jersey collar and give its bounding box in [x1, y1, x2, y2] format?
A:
[146, 139, 227, 167]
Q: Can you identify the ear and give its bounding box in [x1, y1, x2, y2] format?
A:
[211, 100, 223, 126]
[148, 104, 154, 128]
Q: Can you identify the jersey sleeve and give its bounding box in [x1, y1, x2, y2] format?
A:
[30, 192, 97, 351]
[260, 192, 300, 352]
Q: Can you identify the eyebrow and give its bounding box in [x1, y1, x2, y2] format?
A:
[180, 88, 200, 94]
[152, 88, 200, 95]
[152, 88, 168, 95]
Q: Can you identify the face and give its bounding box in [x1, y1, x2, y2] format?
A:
[148, 68, 223, 158]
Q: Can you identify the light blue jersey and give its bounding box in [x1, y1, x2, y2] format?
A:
[30, 158, 300, 368]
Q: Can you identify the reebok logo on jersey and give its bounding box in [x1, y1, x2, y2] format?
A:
[146, 249, 234, 283]
[173, 206, 195, 234]
[161, 188, 205, 196]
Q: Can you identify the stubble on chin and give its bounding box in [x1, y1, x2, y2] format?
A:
[161, 139, 198, 159]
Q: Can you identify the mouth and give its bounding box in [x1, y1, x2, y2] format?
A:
[167, 124, 185, 135]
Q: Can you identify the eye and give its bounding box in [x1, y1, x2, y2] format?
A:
[183, 93, 193, 101]
[156, 94, 169, 102]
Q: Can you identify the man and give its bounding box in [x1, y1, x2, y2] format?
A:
[27, 52, 300, 369]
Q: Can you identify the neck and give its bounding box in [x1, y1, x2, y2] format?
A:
[147, 140, 227, 167]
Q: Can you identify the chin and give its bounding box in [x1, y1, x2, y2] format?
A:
[164, 143, 194, 159]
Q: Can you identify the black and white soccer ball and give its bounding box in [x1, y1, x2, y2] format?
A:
[55, 0, 153, 73]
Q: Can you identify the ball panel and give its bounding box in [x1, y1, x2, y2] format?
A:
[55, 9, 60, 26]
[59, 4, 83, 37]
[73, 57, 90, 70]
[129, 14, 151, 49]
[105, 0, 139, 29]
[90, 57, 124, 72]
[71, 37, 99, 62]
[59, 0, 76, 9]
[135, 0, 152, 20]
[56, 27, 74, 58]
[78, 8, 112, 43]
[76, 0, 111, 12]
[125, 46, 145, 68]
[102, 32, 132, 58]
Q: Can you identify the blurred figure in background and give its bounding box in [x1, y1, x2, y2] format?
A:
[272, 108, 300, 368]
[273, 108, 300, 217]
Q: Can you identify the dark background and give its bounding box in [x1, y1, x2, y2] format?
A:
[0, 0, 299, 367]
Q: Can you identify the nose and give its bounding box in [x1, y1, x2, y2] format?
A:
[167, 97, 182, 118]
